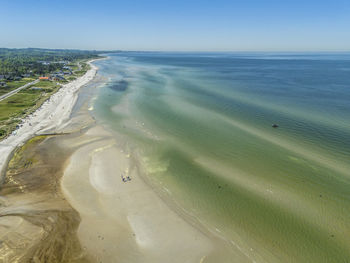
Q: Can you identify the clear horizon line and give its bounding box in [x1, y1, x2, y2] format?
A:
[1, 46, 350, 53]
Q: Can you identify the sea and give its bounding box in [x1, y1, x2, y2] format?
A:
[91, 52, 350, 262]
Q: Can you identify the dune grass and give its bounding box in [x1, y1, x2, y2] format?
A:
[0, 82, 59, 140]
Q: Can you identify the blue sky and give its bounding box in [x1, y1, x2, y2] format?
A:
[1, 0, 349, 51]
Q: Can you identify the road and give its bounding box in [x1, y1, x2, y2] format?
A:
[0, 79, 39, 102]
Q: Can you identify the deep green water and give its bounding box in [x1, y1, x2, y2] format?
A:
[92, 53, 350, 262]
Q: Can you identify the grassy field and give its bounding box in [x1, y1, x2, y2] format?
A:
[74, 61, 90, 76]
[65, 76, 77, 81]
[0, 78, 36, 95]
[0, 58, 94, 140]
[0, 80, 59, 139]
[32, 80, 58, 88]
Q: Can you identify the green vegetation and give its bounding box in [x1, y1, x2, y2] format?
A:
[0, 48, 106, 140]
[0, 80, 59, 140]
[65, 76, 77, 81]
[0, 48, 100, 76]
[32, 80, 57, 89]
[8, 135, 47, 169]
[5, 78, 35, 89]
[0, 77, 68, 141]
[0, 78, 36, 95]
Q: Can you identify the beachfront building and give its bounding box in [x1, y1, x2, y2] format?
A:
[38, 61, 51, 65]
[21, 73, 32, 78]
[51, 75, 66, 81]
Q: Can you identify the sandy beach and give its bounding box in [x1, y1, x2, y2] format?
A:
[57, 85, 243, 262]
[0, 59, 99, 178]
[0, 58, 246, 262]
[61, 126, 216, 262]
[0, 60, 98, 262]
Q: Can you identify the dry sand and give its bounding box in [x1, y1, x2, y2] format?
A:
[61, 125, 217, 263]
[0, 58, 244, 263]
[0, 59, 99, 178]
[0, 59, 100, 262]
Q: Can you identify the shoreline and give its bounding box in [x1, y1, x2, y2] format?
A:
[0, 52, 347, 262]
[61, 125, 220, 263]
[0, 58, 104, 262]
[0, 58, 101, 179]
[57, 75, 247, 261]
[0, 133, 89, 262]
[0, 56, 247, 262]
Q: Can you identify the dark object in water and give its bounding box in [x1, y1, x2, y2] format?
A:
[272, 124, 279, 128]
[109, 80, 128, 92]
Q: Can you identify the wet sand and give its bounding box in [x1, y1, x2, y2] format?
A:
[0, 59, 99, 262]
[0, 134, 89, 262]
[61, 125, 218, 263]
[0, 59, 99, 178]
[59, 99, 247, 262]
[0, 60, 246, 262]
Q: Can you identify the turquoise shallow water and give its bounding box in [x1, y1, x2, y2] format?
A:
[92, 53, 350, 262]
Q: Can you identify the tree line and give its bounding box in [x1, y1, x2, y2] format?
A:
[0, 48, 102, 77]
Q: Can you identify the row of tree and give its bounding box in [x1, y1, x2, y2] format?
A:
[0, 48, 102, 76]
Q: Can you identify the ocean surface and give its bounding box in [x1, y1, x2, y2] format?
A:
[92, 53, 350, 262]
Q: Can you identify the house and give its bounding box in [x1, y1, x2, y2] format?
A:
[51, 75, 66, 81]
[21, 73, 31, 78]
[63, 71, 72, 75]
[0, 82, 7, 87]
[54, 71, 62, 74]
[4, 75, 13, 81]
[38, 61, 51, 65]
[0, 75, 5, 80]
[14, 76, 22, 81]
[39, 76, 50, 81]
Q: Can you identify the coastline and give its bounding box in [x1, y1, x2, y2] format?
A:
[0, 59, 100, 178]
[57, 72, 248, 262]
[0, 56, 249, 262]
[0, 133, 88, 262]
[0, 58, 103, 262]
[0, 52, 348, 262]
[61, 125, 221, 263]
